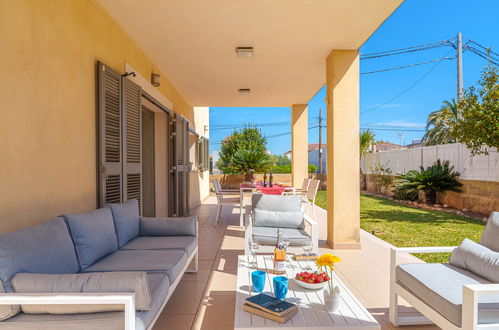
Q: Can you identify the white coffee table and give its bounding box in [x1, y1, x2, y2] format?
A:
[235, 255, 380, 329]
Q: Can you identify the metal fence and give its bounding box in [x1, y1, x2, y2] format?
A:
[361, 143, 499, 182]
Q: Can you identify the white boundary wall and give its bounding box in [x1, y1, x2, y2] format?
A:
[361, 143, 499, 182]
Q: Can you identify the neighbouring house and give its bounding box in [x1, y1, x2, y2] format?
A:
[285, 143, 327, 173]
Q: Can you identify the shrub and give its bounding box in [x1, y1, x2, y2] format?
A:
[392, 187, 419, 201]
[308, 164, 318, 173]
[395, 160, 462, 204]
[271, 164, 318, 174]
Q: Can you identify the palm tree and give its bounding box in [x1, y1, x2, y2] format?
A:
[360, 129, 375, 158]
[230, 149, 272, 181]
[422, 99, 459, 145]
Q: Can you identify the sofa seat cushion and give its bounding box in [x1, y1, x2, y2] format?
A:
[12, 272, 151, 312]
[137, 272, 170, 328]
[0, 312, 146, 330]
[107, 199, 140, 248]
[83, 250, 187, 283]
[396, 263, 499, 327]
[122, 236, 198, 256]
[252, 227, 310, 246]
[65, 208, 118, 269]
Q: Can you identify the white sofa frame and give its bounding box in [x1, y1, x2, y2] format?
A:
[244, 206, 318, 255]
[390, 246, 499, 330]
[0, 223, 199, 330]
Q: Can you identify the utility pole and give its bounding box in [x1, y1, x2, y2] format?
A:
[457, 32, 464, 100]
[318, 108, 323, 174]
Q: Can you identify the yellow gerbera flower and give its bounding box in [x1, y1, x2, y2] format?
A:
[316, 253, 341, 270]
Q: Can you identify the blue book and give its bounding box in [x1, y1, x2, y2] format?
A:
[245, 293, 297, 316]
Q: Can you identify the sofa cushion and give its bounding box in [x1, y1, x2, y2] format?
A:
[480, 212, 499, 252]
[137, 272, 170, 328]
[252, 227, 310, 246]
[12, 272, 151, 312]
[0, 282, 20, 321]
[82, 250, 187, 283]
[450, 239, 499, 283]
[122, 236, 198, 256]
[396, 263, 499, 327]
[65, 208, 118, 269]
[0, 217, 79, 292]
[107, 199, 140, 248]
[252, 195, 304, 229]
[139, 216, 197, 236]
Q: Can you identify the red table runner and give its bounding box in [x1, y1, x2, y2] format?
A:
[240, 182, 291, 195]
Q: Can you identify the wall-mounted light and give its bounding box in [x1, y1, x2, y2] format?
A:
[151, 73, 160, 87]
[236, 47, 254, 58]
[238, 88, 251, 95]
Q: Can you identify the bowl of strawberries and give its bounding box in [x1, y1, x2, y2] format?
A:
[294, 271, 331, 290]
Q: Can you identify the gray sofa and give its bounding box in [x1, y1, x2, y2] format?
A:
[0, 199, 198, 330]
[390, 211, 499, 330]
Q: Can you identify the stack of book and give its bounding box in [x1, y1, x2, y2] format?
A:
[243, 293, 298, 323]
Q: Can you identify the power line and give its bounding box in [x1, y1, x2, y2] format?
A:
[467, 40, 499, 57]
[361, 39, 453, 58]
[361, 56, 455, 75]
[361, 43, 450, 60]
[361, 47, 454, 114]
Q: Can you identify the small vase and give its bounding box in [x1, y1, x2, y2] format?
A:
[324, 285, 341, 313]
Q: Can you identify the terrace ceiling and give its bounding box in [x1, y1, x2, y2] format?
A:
[97, 0, 403, 107]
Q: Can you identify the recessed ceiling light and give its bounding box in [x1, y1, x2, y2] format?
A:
[236, 47, 254, 58]
[238, 88, 251, 95]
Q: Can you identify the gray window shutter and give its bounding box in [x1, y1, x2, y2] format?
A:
[172, 114, 190, 216]
[122, 77, 143, 214]
[198, 137, 205, 171]
[98, 62, 123, 206]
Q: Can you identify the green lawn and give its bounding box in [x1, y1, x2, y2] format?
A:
[315, 191, 485, 263]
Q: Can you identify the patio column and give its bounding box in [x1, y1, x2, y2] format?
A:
[325, 50, 361, 249]
[291, 104, 308, 187]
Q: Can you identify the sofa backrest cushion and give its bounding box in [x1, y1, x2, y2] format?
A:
[107, 199, 140, 248]
[251, 194, 304, 229]
[12, 271, 151, 312]
[65, 208, 118, 269]
[0, 217, 79, 292]
[449, 238, 499, 283]
[480, 212, 499, 252]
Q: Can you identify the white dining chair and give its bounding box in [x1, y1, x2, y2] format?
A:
[213, 179, 240, 225]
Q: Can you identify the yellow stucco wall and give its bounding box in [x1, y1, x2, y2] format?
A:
[0, 0, 195, 232]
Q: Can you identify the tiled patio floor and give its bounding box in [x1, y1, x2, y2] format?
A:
[153, 195, 439, 330]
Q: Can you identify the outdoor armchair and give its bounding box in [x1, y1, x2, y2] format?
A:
[244, 194, 318, 255]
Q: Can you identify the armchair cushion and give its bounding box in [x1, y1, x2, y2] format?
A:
[107, 199, 140, 248]
[252, 227, 310, 246]
[449, 238, 499, 283]
[252, 195, 304, 229]
[12, 272, 151, 312]
[139, 216, 197, 236]
[65, 208, 118, 269]
[480, 212, 499, 252]
[396, 263, 499, 327]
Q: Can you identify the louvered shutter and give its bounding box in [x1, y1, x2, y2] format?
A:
[122, 78, 143, 214]
[172, 114, 190, 216]
[98, 62, 123, 206]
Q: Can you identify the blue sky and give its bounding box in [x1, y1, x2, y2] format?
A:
[210, 0, 498, 155]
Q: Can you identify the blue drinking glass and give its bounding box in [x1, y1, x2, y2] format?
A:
[273, 276, 288, 300]
[251, 271, 266, 293]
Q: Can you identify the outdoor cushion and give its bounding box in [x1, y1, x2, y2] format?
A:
[12, 272, 151, 312]
[0, 311, 145, 330]
[252, 195, 304, 229]
[64, 208, 118, 269]
[122, 236, 198, 256]
[107, 199, 140, 248]
[0, 282, 20, 321]
[139, 216, 197, 236]
[251, 227, 311, 246]
[0, 217, 79, 292]
[480, 212, 499, 252]
[82, 249, 187, 283]
[396, 263, 499, 327]
[137, 272, 170, 328]
[450, 238, 499, 283]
